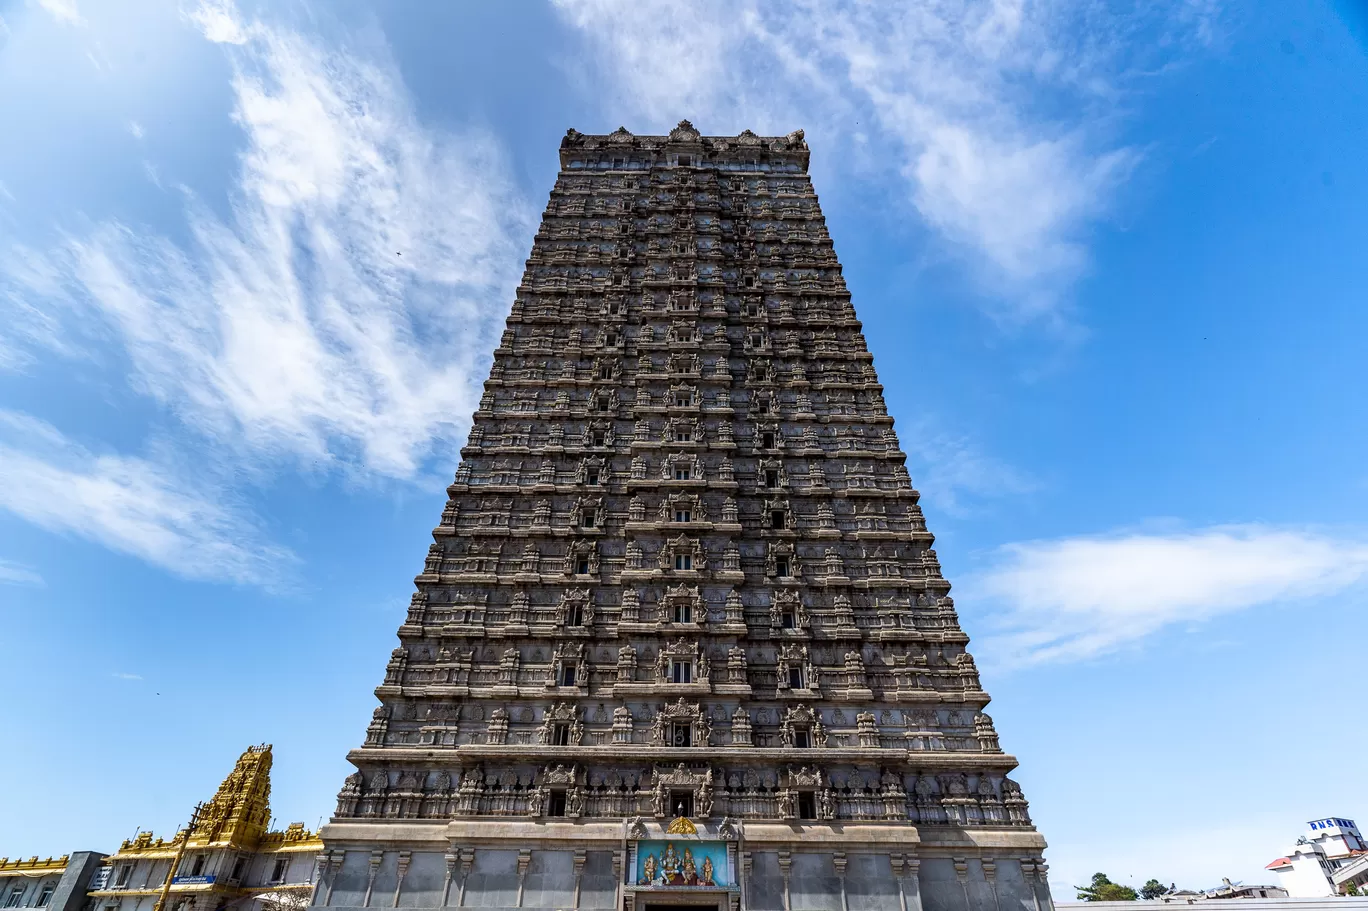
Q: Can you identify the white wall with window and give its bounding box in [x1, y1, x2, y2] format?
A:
[0, 852, 106, 911]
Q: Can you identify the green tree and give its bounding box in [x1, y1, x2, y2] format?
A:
[1076, 873, 1140, 901]
[1140, 880, 1170, 901]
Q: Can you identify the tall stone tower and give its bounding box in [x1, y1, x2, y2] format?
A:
[314, 122, 1051, 911]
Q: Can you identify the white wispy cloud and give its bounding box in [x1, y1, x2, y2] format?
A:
[111, 672, 143, 680]
[0, 559, 45, 587]
[36, 0, 84, 27]
[127, 120, 144, 139]
[4, 0, 532, 480]
[902, 419, 1036, 515]
[0, 244, 74, 371]
[963, 524, 1368, 667]
[551, 0, 1216, 317]
[0, 410, 292, 586]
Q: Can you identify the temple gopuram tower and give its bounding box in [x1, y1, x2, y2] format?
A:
[313, 122, 1052, 911]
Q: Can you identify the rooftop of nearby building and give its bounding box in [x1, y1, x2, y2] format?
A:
[1308, 818, 1359, 833]
[0, 856, 69, 874]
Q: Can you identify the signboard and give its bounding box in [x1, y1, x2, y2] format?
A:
[634, 840, 731, 888]
[171, 876, 216, 885]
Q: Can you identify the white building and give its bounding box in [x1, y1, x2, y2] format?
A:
[1266, 817, 1368, 897]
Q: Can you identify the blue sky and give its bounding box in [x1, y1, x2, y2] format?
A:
[2, 0, 1367, 897]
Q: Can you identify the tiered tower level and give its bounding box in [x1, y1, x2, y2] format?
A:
[316, 122, 1052, 911]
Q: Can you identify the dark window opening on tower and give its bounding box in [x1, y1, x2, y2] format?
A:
[568, 604, 584, 626]
[576, 558, 590, 575]
[560, 662, 578, 686]
[670, 790, 694, 816]
[775, 557, 790, 577]
[794, 728, 811, 748]
[798, 791, 817, 819]
[552, 723, 570, 746]
[789, 666, 804, 689]
[766, 470, 779, 488]
[549, 790, 567, 816]
[771, 511, 786, 529]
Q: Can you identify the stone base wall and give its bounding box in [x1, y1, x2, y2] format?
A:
[311, 821, 1053, 911]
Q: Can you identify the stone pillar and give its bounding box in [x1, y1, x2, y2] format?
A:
[573, 849, 587, 909]
[515, 849, 531, 908]
[392, 851, 410, 908]
[982, 859, 1001, 911]
[457, 850, 474, 908]
[1024, 859, 1053, 911]
[741, 851, 752, 911]
[363, 851, 383, 907]
[319, 851, 344, 907]
[442, 851, 458, 907]
[833, 852, 849, 911]
[891, 854, 922, 911]
[778, 850, 792, 911]
[613, 846, 625, 911]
